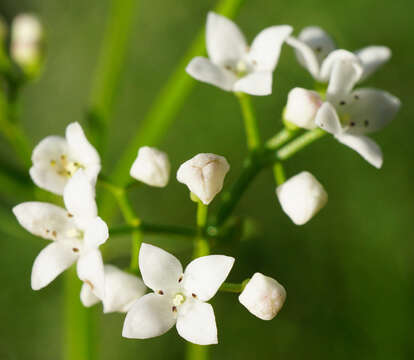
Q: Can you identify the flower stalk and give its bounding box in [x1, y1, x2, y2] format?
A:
[236, 92, 261, 151]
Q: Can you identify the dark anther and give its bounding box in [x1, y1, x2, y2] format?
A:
[315, 46, 322, 52]
[52, 231, 57, 237]
[192, 293, 197, 298]
[225, 65, 232, 71]
[67, 213, 73, 218]
[178, 276, 183, 283]
[339, 101, 346, 105]
[72, 248, 79, 253]
[158, 290, 164, 295]
[350, 122, 356, 127]
[46, 229, 50, 233]
[364, 120, 369, 127]
[172, 306, 177, 312]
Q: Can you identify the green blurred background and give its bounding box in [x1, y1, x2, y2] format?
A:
[0, 0, 413, 359]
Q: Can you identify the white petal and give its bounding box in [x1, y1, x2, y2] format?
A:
[139, 243, 183, 292]
[315, 102, 342, 134]
[320, 49, 361, 83]
[345, 88, 401, 134]
[335, 133, 383, 168]
[31, 242, 77, 290]
[206, 12, 247, 67]
[233, 71, 273, 96]
[298, 26, 336, 64]
[65, 122, 101, 177]
[186, 57, 237, 91]
[130, 146, 171, 187]
[276, 171, 328, 226]
[80, 282, 100, 307]
[30, 136, 69, 195]
[326, 57, 364, 102]
[77, 249, 105, 299]
[176, 299, 217, 345]
[122, 293, 176, 339]
[356, 46, 391, 81]
[13, 202, 74, 241]
[284, 88, 322, 129]
[63, 170, 97, 227]
[83, 217, 109, 250]
[102, 265, 147, 313]
[248, 25, 293, 72]
[183, 255, 234, 301]
[286, 36, 320, 79]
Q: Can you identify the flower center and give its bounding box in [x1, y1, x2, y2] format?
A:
[235, 60, 249, 77]
[172, 293, 186, 307]
[66, 228, 84, 239]
[50, 154, 84, 178]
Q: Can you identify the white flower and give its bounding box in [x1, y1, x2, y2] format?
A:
[177, 153, 230, 205]
[284, 87, 322, 129]
[276, 171, 327, 225]
[10, 14, 43, 71]
[30, 122, 100, 195]
[314, 58, 401, 168]
[130, 146, 170, 187]
[81, 265, 147, 313]
[287, 26, 391, 82]
[123, 243, 234, 345]
[238, 273, 286, 320]
[186, 12, 292, 96]
[13, 170, 108, 296]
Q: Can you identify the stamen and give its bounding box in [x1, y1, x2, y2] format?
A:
[192, 293, 197, 298]
[178, 276, 183, 283]
[339, 101, 346, 105]
[72, 248, 79, 253]
[158, 290, 164, 295]
[172, 306, 177, 312]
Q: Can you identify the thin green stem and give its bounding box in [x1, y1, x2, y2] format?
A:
[194, 200, 209, 258]
[110, 222, 196, 238]
[276, 128, 326, 161]
[273, 162, 286, 186]
[266, 127, 297, 149]
[220, 279, 250, 293]
[63, 268, 97, 360]
[236, 92, 261, 151]
[87, 0, 139, 152]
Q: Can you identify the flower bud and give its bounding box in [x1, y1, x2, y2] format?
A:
[177, 153, 230, 205]
[11, 14, 44, 78]
[284, 88, 322, 130]
[238, 273, 286, 320]
[130, 146, 170, 187]
[276, 171, 327, 225]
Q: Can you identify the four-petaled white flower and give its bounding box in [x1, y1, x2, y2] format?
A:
[130, 146, 170, 187]
[81, 265, 147, 313]
[239, 273, 286, 321]
[13, 170, 108, 296]
[186, 12, 292, 96]
[287, 26, 391, 83]
[276, 171, 328, 225]
[30, 122, 101, 195]
[123, 243, 234, 345]
[177, 153, 230, 205]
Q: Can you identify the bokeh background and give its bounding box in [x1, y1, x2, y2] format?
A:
[0, 0, 413, 359]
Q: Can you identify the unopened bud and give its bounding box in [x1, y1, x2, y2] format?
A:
[239, 273, 286, 320]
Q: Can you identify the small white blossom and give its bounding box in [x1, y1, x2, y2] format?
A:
[30, 122, 100, 195]
[81, 265, 147, 313]
[239, 273, 286, 320]
[284, 87, 322, 129]
[130, 146, 170, 187]
[186, 12, 292, 96]
[177, 153, 230, 205]
[123, 243, 234, 345]
[13, 170, 108, 296]
[276, 171, 327, 225]
[10, 14, 43, 72]
[287, 26, 391, 82]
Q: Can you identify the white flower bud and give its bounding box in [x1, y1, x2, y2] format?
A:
[276, 171, 327, 225]
[238, 273, 286, 320]
[284, 88, 322, 130]
[11, 14, 44, 75]
[130, 146, 170, 187]
[177, 153, 230, 205]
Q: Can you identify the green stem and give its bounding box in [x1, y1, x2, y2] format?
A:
[110, 222, 196, 238]
[236, 92, 261, 151]
[219, 279, 249, 293]
[266, 127, 297, 149]
[99, 0, 247, 220]
[63, 268, 97, 360]
[276, 128, 326, 161]
[87, 0, 139, 152]
[194, 200, 209, 258]
[273, 162, 286, 186]
[186, 343, 209, 360]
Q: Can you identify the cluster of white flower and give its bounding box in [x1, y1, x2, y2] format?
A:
[11, 10, 400, 349]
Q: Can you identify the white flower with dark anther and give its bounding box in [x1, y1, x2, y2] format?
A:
[130, 146, 170, 187]
[239, 273, 286, 320]
[13, 170, 108, 296]
[186, 12, 292, 96]
[123, 243, 234, 345]
[276, 171, 328, 225]
[287, 26, 391, 83]
[81, 265, 147, 313]
[10, 14, 43, 71]
[177, 153, 230, 205]
[30, 122, 100, 195]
